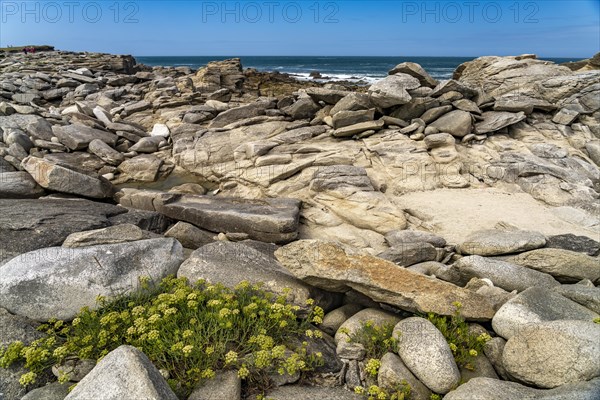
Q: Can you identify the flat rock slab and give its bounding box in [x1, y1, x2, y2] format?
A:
[503, 320, 600, 388]
[474, 111, 526, 134]
[0, 238, 183, 321]
[444, 377, 600, 400]
[119, 189, 301, 244]
[275, 240, 496, 320]
[0, 198, 126, 264]
[458, 229, 546, 256]
[491, 286, 599, 339]
[65, 345, 178, 400]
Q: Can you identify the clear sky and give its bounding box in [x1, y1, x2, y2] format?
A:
[1, 0, 599, 57]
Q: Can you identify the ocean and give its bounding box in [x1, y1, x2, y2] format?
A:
[134, 56, 583, 84]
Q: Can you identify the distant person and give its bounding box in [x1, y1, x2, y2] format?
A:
[23, 48, 27, 55]
[31, 47, 36, 54]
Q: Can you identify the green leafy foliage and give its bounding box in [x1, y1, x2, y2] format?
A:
[424, 302, 491, 371]
[0, 276, 325, 398]
[341, 320, 399, 360]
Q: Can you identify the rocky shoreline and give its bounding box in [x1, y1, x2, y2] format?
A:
[0, 49, 599, 399]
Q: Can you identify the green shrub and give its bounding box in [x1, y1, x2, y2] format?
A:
[0, 276, 325, 398]
[340, 320, 398, 360]
[354, 382, 411, 400]
[424, 302, 491, 371]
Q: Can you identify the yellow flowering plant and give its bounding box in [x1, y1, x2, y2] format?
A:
[0, 276, 324, 398]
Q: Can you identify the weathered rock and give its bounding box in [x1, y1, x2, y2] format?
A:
[509, 248, 600, 284]
[282, 97, 321, 120]
[178, 241, 335, 312]
[53, 124, 118, 150]
[552, 108, 580, 125]
[0, 198, 126, 264]
[491, 287, 599, 339]
[429, 110, 473, 138]
[384, 230, 446, 248]
[475, 111, 526, 134]
[330, 93, 372, 115]
[193, 58, 244, 93]
[117, 155, 163, 182]
[378, 352, 432, 400]
[545, 233, 600, 256]
[88, 139, 124, 166]
[334, 308, 400, 344]
[305, 87, 350, 104]
[209, 101, 271, 128]
[0, 238, 184, 321]
[394, 317, 461, 394]
[64, 345, 178, 400]
[441, 255, 559, 292]
[119, 190, 301, 244]
[0, 171, 45, 198]
[332, 109, 375, 129]
[275, 240, 496, 320]
[483, 337, 510, 380]
[458, 229, 546, 256]
[62, 224, 145, 248]
[377, 242, 438, 266]
[22, 156, 113, 198]
[503, 320, 600, 388]
[188, 370, 241, 400]
[389, 62, 438, 88]
[21, 382, 71, 400]
[332, 119, 385, 138]
[128, 136, 163, 153]
[444, 377, 600, 400]
[321, 303, 364, 336]
[164, 221, 215, 249]
[553, 284, 600, 313]
[368, 74, 420, 108]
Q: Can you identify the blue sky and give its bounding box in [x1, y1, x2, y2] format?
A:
[1, 0, 598, 57]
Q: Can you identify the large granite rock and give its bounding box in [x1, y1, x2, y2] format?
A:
[429, 110, 473, 137]
[503, 320, 600, 388]
[22, 156, 113, 199]
[64, 345, 178, 400]
[509, 248, 600, 284]
[378, 352, 432, 400]
[61, 224, 145, 248]
[394, 317, 461, 394]
[0, 238, 184, 321]
[178, 241, 336, 312]
[441, 255, 559, 292]
[0, 198, 126, 264]
[368, 74, 420, 108]
[491, 286, 599, 339]
[444, 377, 600, 400]
[118, 189, 301, 244]
[275, 240, 496, 320]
